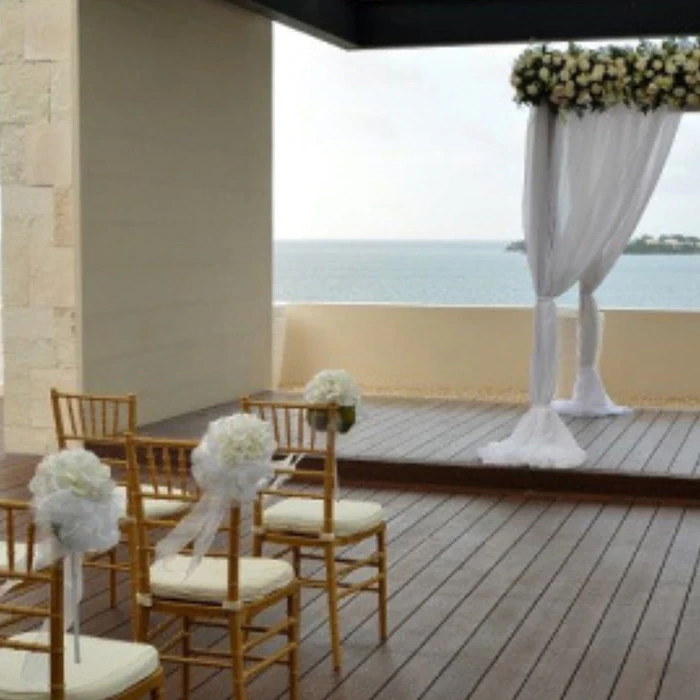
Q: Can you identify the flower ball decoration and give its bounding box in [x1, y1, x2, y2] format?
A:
[304, 370, 362, 433]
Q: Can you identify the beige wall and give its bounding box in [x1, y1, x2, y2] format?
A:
[0, 0, 80, 453]
[78, 0, 272, 424]
[279, 304, 700, 407]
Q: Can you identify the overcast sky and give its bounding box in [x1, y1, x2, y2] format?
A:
[273, 25, 700, 241]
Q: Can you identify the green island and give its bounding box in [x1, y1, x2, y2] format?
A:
[506, 235, 700, 255]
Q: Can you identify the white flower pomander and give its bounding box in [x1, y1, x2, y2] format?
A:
[191, 413, 276, 502]
[30, 449, 114, 501]
[156, 414, 278, 570]
[29, 449, 120, 554]
[304, 369, 362, 407]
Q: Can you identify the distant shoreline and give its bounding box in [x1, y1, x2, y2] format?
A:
[506, 236, 700, 255]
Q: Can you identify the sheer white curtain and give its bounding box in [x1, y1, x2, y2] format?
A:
[479, 105, 680, 468]
[554, 109, 681, 417]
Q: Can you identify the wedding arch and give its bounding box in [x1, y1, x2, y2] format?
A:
[479, 39, 698, 468]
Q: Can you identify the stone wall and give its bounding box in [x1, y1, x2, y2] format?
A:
[0, 0, 79, 453]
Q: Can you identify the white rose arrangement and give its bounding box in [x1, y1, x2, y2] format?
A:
[29, 448, 120, 553]
[190, 413, 276, 498]
[304, 370, 362, 435]
[511, 38, 700, 116]
[156, 413, 277, 571]
[23, 449, 121, 665]
[304, 369, 361, 407]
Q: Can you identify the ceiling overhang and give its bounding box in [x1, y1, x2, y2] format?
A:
[226, 0, 700, 49]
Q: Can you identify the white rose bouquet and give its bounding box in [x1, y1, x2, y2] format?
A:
[29, 448, 120, 554]
[304, 369, 361, 433]
[21, 448, 121, 665]
[304, 369, 361, 407]
[190, 413, 276, 498]
[156, 413, 276, 572]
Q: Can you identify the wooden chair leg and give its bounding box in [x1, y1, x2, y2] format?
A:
[230, 612, 247, 700]
[182, 617, 191, 700]
[324, 544, 343, 672]
[253, 534, 263, 557]
[137, 606, 151, 643]
[108, 546, 118, 608]
[377, 526, 388, 641]
[292, 546, 301, 577]
[288, 586, 300, 700]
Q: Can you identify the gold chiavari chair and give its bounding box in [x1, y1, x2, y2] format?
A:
[241, 398, 388, 672]
[50, 389, 190, 609]
[126, 434, 300, 700]
[0, 499, 165, 699]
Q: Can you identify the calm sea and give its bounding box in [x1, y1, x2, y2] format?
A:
[274, 240, 700, 310]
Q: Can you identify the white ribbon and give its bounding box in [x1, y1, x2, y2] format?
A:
[155, 450, 279, 576]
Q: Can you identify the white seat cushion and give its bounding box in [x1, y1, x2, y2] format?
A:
[115, 484, 190, 520]
[150, 555, 294, 604]
[0, 632, 159, 699]
[263, 498, 384, 537]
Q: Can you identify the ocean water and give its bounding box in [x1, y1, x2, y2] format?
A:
[274, 240, 700, 310]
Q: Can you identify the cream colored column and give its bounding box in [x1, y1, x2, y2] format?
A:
[0, 0, 79, 453]
[78, 0, 272, 425]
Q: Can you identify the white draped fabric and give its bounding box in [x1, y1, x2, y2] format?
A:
[479, 105, 680, 468]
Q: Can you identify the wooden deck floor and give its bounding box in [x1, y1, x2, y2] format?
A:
[4, 459, 700, 699]
[142, 395, 700, 477]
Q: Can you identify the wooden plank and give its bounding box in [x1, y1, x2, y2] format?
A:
[382, 400, 493, 460]
[655, 503, 700, 699]
[597, 411, 660, 471]
[585, 411, 639, 469]
[430, 405, 524, 462]
[576, 415, 620, 449]
[617, 412, 679, 473]
[403, 403, 512, 462]
[349, 400, 455, 457]
[514, 505, 659, 699]
[467, 503, 630, 700]
[446, 408, 525, 463]
[340, 399, 445, 456]
[557, 507, 683, 699]
[669, 414, 700, 476]
[385, 501, 604, 700]
[644, 412, 696, 474]
[610, 508, 700, 699]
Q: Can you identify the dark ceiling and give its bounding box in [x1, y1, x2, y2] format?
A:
[228, 0, 700, 49]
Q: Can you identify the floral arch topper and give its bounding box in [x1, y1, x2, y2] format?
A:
[511, 38, 700, 115]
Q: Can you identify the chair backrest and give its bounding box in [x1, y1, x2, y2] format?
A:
[0, 499, 64, 698]
[240, 398, 339, 536]
[125, 435, 244, 605]
[50, 388, 137, 482]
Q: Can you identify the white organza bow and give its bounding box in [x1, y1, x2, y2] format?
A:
[155, 438, 278, 575]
